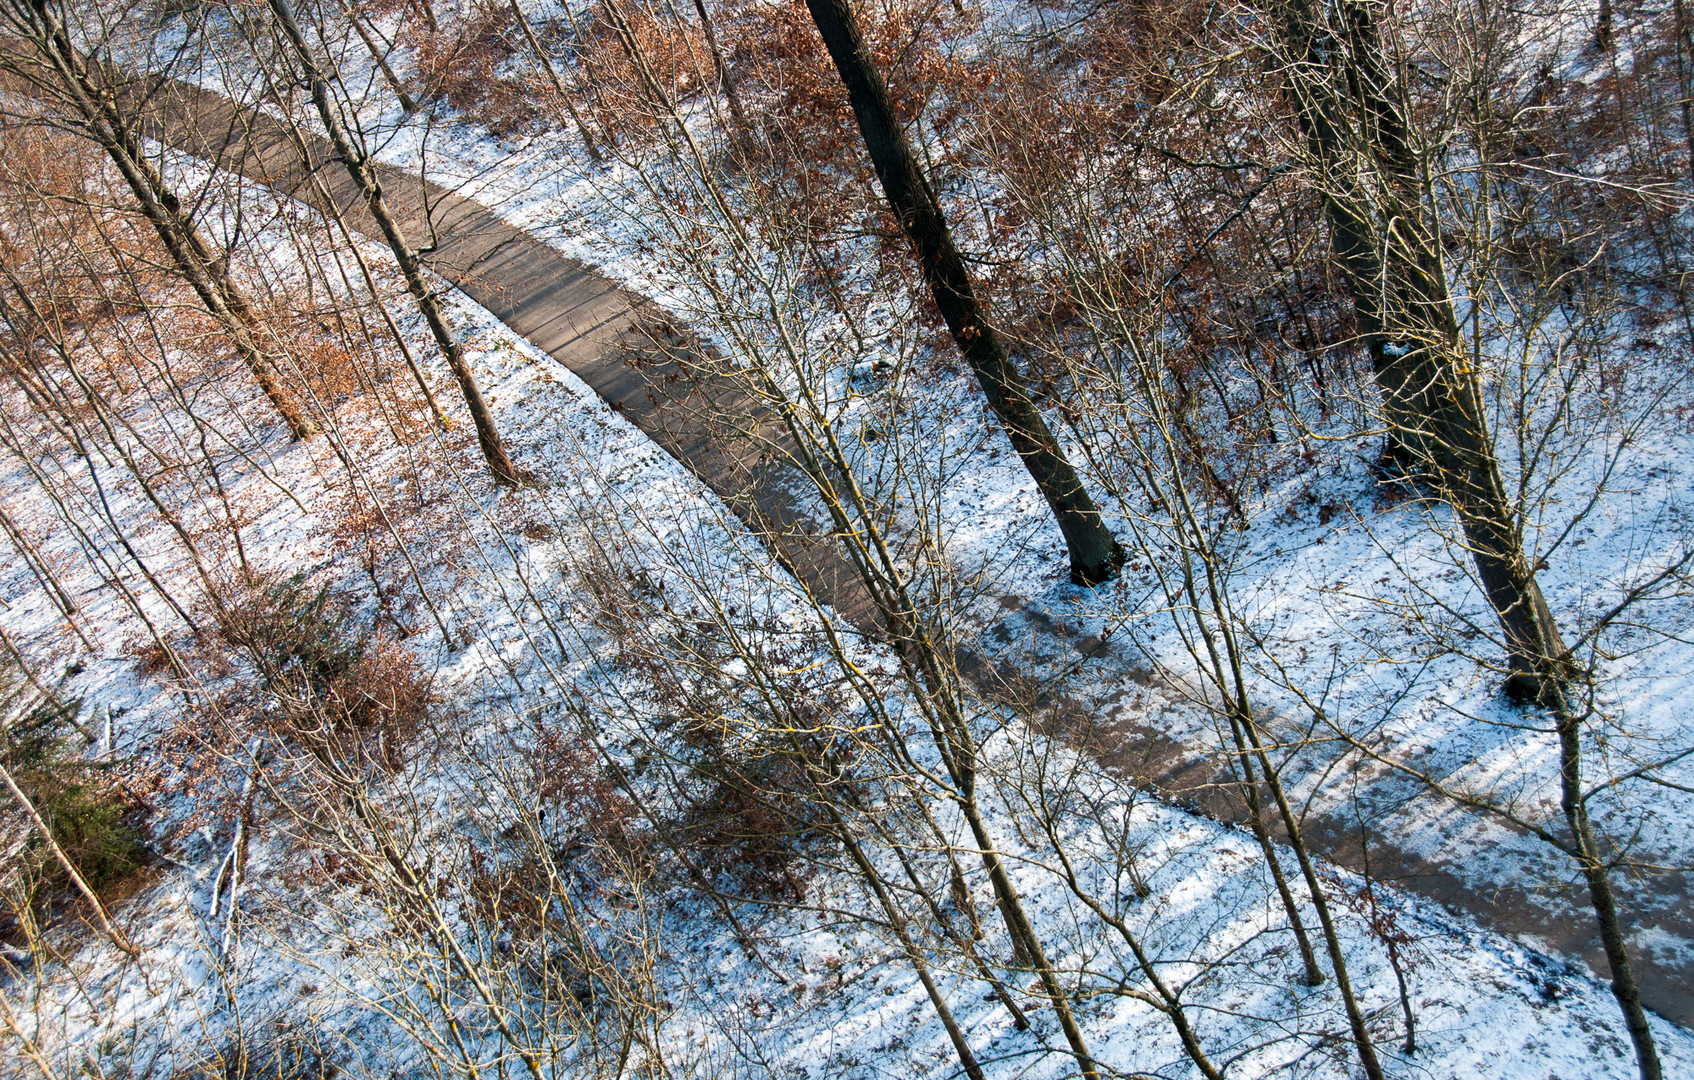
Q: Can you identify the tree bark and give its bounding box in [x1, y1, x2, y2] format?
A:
[804, 0, 1123, 586]
[1275, 0, 1569, 703]
[268, 0, 522, 486]
[1677, 0, 1694, 180]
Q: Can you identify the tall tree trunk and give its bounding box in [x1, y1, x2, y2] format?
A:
[8, 0, 319, 441]
[268, 0, 522, 486]
[1276, 0, 1568, 702]
[1275, 5, 1660, 1078]
[804, 0, 1123, 586]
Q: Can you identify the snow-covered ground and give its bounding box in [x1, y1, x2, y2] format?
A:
[2, 2, 1691, 1077]
[252, 0, 1694, 985]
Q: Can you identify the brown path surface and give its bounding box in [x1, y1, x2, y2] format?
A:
[141, 77, 881, 635]
[141, 79, 1691, 1029]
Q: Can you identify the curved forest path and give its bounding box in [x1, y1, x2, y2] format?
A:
[136, 77, 1692, 1029]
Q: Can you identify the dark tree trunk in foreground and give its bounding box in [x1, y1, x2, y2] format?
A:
[269, 0, 522, 486]
[804, 0, 1123, 586]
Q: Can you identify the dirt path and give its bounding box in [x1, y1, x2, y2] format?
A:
[138, 78, 882, 636]
[141, 80, 1691, 1029]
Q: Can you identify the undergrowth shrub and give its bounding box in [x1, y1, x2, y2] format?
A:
[570, 1, 711, 145]
[564, 534, 835, 902]
[189, 1020, 338, 1080]
[459, 845, 627, 1012]
[412, 1, 548, 137]
[0, 683, 145, 948]
[669, 690, 842, 904]
[0, 127, 147, 335]
[533, 723, 643, 862]
[209, 573, 432, 774]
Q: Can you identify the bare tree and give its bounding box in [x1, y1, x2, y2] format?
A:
[0, 0, 320, 441]
[1266, 5, 1666, 1074]
[1270, 0, 1572, 705]
[264, 0, 523, 486]
[688, 0, 750, 139]
[803, 0, 1125, 586]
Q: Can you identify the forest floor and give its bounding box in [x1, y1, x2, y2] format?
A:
[138, 71, 1694, 1029]
[3, 8, 1692, 1078]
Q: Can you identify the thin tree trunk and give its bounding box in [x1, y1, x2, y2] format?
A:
[0, 505, 76, 620]
[410, 0, 438, 34]
[343, 0, 417, 114]
[690, 0, 751, 140]
[804, 0, 1124, 586]
[302, 154, 451, 426]
[0, 500, 94, 651]
[268, 0, 522, 486]
[1224, 722, 1326, 986]
[1236, 709, 1386, 1080]
[1128, 341, 1385, 1078]
[1357, 827, 1418, 1054]
[0, 758, 140, 958]
[0, 272, 237, 631]
[0, 400, 186, 663]
[954, 792, 1100, 1080]
[556, 0, 620, 150]
[1677, 0, 1694, 181]
[809, 764, 986, 1080]
[725, 303, 1104, 1077]
[1553, 687, 1663, 1080]
[507, 0, 602, 162]
[10, 0, 320, 441]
